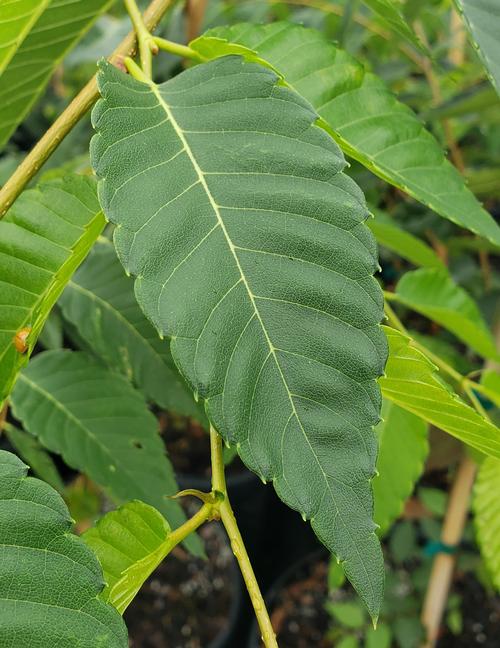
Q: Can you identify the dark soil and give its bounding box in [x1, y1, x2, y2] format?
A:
[438, 573, 500, 647]
[126, 519, 238, 648]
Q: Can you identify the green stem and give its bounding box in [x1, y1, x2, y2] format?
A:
[154, 36, 205, 61]
[210, 426, 278, 648]
[0, 0, 176, 218]
[167, 500, 214, 548]
[124, 0, 159, 77]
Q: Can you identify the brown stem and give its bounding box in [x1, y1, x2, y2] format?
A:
[0, 0, 176, 218]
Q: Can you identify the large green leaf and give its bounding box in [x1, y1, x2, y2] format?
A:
[84, 500, 173, 614]
[10, 350, 190, 535]
[191, 22, 500, 247]
[373, 400, 428, 535]
[0, 0, 50, 74]
[0, 0, 113, 149]
[455, 0, 500, 96]
[360, 0, 426, 53]
[380, 327, 500, 458]
[368, 207, 444, 268]
[91, 57, 386, 617]
[60, 239, 206, 423]
[0, 449, 127, 647]
[0, 175, 104, 404]
[392, 268, 498, 360]
[474, 456, 500, 589]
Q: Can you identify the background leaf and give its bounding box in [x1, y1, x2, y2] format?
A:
[60, 239, 206, 423]
[0, 175, 104, 404]
[455, 0, 500, 96]
[0, 449, 127, 647]
[0, 0, 50, 74]
[360, 0, 427, 53]
[3, 422, 64, 491]
[373, 400, 428, 535]
[368, 207, 444, 268]
[10, 350, 194, 542]
[84, 500, 172, 614]
[380, 327, 500, 458]
[91, 57, 386, 617]
[0, 0, 113, 149]
[474, 456, 500, 590]
[192, 22, 500, 246]
[392, 268, 498, 359]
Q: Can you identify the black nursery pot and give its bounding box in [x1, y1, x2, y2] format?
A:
[247, 550, 329, 648]
[126, 519, 243, 648]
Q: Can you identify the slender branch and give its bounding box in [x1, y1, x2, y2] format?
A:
[0, 0, 176, 218]
[167, 500, 214, 548]
[154, 36, 205, 61]
[210, 426, 278, 648]
[124, 0, 159, 78]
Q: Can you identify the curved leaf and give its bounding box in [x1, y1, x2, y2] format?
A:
[360, 0, 427, 53]
[455, 0, 500, 96]
[373, 400, 428, 535]
[0, 0, 50, 75]
[91, 57, 386, 617]
[0, 175, 104, 404]
[191, 22, 500, 246]
[474, 456, 500, 589]
[84, 500, 172, 614]
[368, 207, 444, 268]
[3, 422, 64, 491]
[10, 350, 190, 535]
[0, 449, 127, 647]
[0, 0, 113, 149]
[60, 239, 206, 423]
[393, 268, 498, 360]
[380, 326, 500, 458]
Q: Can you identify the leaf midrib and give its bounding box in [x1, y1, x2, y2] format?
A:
[148, 80, 375, 598]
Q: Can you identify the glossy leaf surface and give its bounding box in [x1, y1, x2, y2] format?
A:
[91, 57, 386, 617]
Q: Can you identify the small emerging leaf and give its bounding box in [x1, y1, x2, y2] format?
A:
[84, 500, 173, 614]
